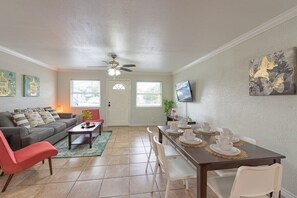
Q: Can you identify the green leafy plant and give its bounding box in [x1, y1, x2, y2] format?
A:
[162, 98, 175, 116]
[82, 110, 92, 120]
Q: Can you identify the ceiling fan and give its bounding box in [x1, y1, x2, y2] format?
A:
[104, 54, 136, 76]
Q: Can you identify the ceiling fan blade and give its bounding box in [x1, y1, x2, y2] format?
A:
[122, 64, 136, 67]
[120, 67, 132, 72]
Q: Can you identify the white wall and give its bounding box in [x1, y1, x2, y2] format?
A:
[173, 17, 297, 195]
[57, 70, 172, 126]
[0, 52, 57, 112]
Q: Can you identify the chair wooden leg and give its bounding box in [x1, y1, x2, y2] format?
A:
[165, 180, 170, 198]
[145, 148, 152, 173]
[48, 157, 53, 175]
[2, 174, 14, 192]
[0, 171, 4, 176]
[151, 161, 159, 192]
[42, 160, 45, 164]
[186, 179, 189, 190]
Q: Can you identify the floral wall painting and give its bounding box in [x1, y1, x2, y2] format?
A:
[249, 47, 296, 96]
[0, 69, 16, 97]
[23, 75, 40, 97]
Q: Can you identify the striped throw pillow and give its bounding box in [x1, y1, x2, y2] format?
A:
[39, 111, 55, 124]
[46, 109, 60, 120]
[12, 113, 31, 128]
[25, 111, 45, 127]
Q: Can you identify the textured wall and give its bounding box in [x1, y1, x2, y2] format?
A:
[173, 17, 297, 195]
[57, 70, 172, 126]
[0, 52, 57, 112]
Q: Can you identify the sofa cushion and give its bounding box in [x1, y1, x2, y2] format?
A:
[12, 113, 31, 128]
[25, 111, 45, 127]
[0, 112, 15, 127]
[28, 127, 55, 141]
[57, 118, 77, 128]
[45, 108, 60, 120]
[39, 111, 55, 124]
[39, 122, 66, 134]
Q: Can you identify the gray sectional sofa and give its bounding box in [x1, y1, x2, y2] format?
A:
[0, 111, 78, 150]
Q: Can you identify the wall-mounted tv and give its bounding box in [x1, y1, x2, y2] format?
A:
[176, 80, 193, 102]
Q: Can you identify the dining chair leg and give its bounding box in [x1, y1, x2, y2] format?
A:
[145, 148, 152, 173]
[42, 160, 45, 164]
[48, 157, 53, 175]
[0, 171, 4, 176]
[151, 161, 159, 192]
[2, 174, 14, 192]
[185, 179, 189, 190]
[165, 180, 170, 198]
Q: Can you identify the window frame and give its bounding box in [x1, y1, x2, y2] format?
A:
[70, 80, 101, 108]
[136, 81, 162, 108]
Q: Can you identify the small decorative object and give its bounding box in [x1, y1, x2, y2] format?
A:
[82, 110, 92, 121]
[249, 47, 296, 96]
[0, 69, 16, 97]
[23, 75, 40, 97]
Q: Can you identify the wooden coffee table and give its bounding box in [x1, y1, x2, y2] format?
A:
[68, 122, 102, 149]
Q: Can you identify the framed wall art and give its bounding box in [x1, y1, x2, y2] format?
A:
[0, 69, 16, 97]
[249, 47, 296, 96]
[23, 75, 40, 97]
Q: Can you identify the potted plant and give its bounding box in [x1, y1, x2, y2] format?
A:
[82, 110, 92, 126]
[162, 98, 175, 118]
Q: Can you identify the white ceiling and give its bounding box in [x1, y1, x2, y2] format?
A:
[1, 0, 297, 73]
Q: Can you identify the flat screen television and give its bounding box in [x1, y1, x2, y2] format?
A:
[176, 80, 193, 102]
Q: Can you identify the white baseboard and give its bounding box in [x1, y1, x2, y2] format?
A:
[282, 187, 296, 198]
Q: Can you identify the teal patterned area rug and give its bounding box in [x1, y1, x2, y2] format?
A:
[54, 131, 112, 158]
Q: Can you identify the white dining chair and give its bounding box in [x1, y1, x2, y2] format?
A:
[208, 163, 282, 198]
[151, 136, 196, 198]
[215, 135, 258, 177]
[145, 127, 180, 173]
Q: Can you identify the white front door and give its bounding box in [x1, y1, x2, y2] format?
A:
[107, 80, 131, 126]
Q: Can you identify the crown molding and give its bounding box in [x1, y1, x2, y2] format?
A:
[174, 6, 297, 74]
[58, 68, 172, 76]
[0, 45, 56, 71]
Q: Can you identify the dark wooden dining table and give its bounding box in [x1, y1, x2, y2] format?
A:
[158, 125, 286, 198]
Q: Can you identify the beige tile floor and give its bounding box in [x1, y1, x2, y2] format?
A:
[0, 126, 224, 198]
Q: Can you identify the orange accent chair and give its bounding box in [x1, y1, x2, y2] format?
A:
[0, 130, 58, 192]
[82, 109, 104, 131]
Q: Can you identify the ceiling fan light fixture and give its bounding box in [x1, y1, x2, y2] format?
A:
[108, 68, 121, 76]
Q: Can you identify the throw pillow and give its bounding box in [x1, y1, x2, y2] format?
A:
[46, 109, 60, 120]
[12, 113, 31, 128]
[25, 111, 45, 127]
[14, 108, 28, 113]
[39, 111, 55, 124]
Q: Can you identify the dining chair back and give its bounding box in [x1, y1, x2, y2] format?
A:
[240, 135, 258, 145]
[145, 128, 179, 173]
[0, 130, 58, 192]
[231, 163, 282, 197]
[152, 136, 196, 198]
[208, 163, 282, 198]
[153, 136, 169, 177]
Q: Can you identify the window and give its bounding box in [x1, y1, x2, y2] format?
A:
[70, 80, 100, 107]
[136, 82, 162, 107]
[113, 83, 125, 90]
